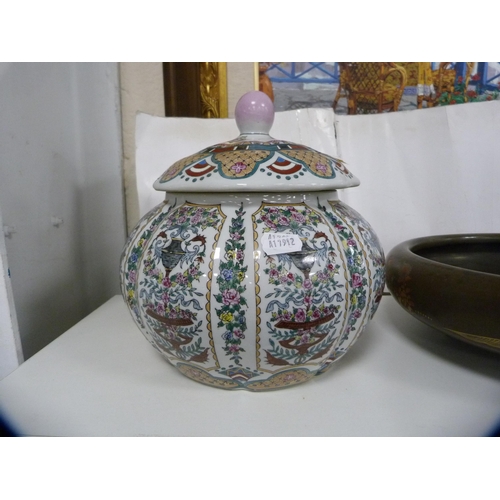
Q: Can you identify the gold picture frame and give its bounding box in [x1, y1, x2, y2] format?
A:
[164, 63, 258, 118]
[200, 62, 228, 118]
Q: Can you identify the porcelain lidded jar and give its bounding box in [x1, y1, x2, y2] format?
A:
[120, 91, 385, 391]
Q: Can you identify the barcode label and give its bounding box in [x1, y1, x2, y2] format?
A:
[261, 234, 302, 255]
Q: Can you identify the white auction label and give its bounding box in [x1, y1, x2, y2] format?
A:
[261, 233, 302, 255]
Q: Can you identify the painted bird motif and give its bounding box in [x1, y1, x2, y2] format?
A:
[154, 232, 207, 277]
[275, 231, 329, 279]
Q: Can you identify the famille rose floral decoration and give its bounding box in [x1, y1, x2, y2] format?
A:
[120, 91, 385, 391]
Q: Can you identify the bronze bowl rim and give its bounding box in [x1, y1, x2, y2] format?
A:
[394, 233, 500, 278]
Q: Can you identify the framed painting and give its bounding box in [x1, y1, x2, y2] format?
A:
[163, 62, 229, 118]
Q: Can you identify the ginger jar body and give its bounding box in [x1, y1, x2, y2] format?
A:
[120, 92, 385, 391]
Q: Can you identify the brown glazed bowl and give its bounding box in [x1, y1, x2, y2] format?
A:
[386, 234, 500, 353]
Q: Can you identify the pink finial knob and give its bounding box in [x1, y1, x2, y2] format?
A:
[235, 91, 274, 135]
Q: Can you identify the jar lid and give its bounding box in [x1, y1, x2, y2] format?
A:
[153, 91, 360, 192]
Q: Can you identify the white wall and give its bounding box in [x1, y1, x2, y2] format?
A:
[0, 62, 126, 361]
[119, 62, 165, 233]
[0, 208, 23, 379]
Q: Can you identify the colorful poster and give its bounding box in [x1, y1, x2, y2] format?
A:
[259, 62, 500, 114]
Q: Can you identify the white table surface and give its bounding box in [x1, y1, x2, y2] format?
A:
[1, 295, 499, 437]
